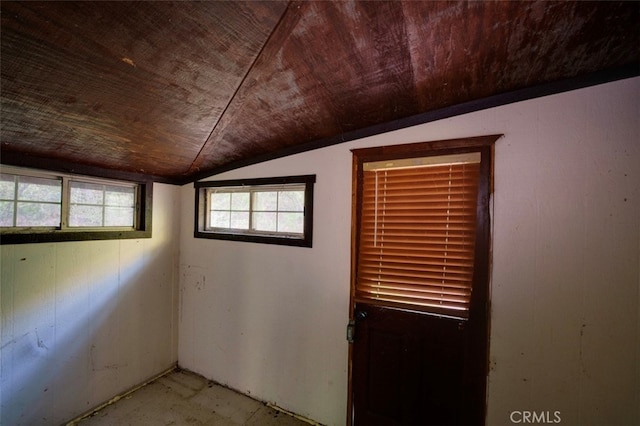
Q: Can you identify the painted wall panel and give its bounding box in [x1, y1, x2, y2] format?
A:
[1, 183, 181, 425]
[179, 77, 639, 426]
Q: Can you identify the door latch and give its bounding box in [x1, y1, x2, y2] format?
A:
[346, 310, 367, 343]
[346, 319, 356, 343]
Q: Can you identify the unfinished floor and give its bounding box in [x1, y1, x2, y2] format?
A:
[72, 370, 314, 426]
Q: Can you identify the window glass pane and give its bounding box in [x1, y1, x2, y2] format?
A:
[277, 212, 304, 233]
[230, 212, 249, 229]
[254, 192, 277, 211]
[17, 202, 61, 227]
[0, 174, 15, 200]
[105, 207, 134, 227]
[105, 185, 135, 207]
[253, 212, 277, 232]
[0, 201, 14, 226]
[211, 211, 230, 228]
[231, 192, 250, 210]
[278, 191, 304, 211]
[69, 205, 102, 227]
[211, 193, 230, 210]
[70, 181, 103, 205]
[18, 176, 61, 202]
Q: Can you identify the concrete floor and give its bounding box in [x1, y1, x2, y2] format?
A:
[73, 369, 314, 426]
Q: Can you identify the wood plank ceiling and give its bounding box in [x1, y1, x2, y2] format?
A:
[1, 1, 638, 184]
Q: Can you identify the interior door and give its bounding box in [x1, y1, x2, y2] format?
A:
[349, 138, 495, 426]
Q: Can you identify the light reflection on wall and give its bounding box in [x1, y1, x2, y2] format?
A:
[1, 238, 172, 425]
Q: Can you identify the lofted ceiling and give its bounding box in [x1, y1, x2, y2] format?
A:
[1, 1, 638, 184]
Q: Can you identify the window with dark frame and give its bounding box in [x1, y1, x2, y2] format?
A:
[194, 175, 315, 247]
[356, 152, 482, 319]
[351, 135, 499, 320]
[0, 166, 152, 244]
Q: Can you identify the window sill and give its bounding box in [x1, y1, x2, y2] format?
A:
[194, 229, 311, 247]
[1, 229, 152, 245]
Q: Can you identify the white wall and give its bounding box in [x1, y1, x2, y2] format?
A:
[179, 77, 639, 426]
[1, 183, 181, 425]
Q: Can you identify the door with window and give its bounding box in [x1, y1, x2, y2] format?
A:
[349, 136, 498, 426]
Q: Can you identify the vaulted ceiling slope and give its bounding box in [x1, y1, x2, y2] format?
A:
[1, 1, 638, 184]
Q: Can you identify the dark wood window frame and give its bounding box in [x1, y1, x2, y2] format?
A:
[348, 134, 500, 425]
[0, 167, 152, 245]
[194, 175, 315, 247]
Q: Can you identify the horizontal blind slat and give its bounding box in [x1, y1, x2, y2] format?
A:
[360, 254, 473, 262]
[358, 264, 474, 278]
[357, 277, 472, 293]
[361, 224, 476, 233]
[354, 297, 469, 317]
[364, 172, 478, 180]
[368, 163, 480, 173]
[356, 290, 469, 305]
[356, 275, 476, 291]
[356, 288, 470, 302]
[354, 294, 469, 312]
[362, 193, 478, 202]
[357, 282, 471, 297]
[360, 250, 475, 261]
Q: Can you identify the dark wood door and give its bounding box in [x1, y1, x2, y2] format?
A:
[349, 140, 494, 426]
[352, 303, 480, 426]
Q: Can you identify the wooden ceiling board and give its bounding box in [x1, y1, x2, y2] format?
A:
[1, 1, 638, 182]
[404, 1, 639, 105]
[1, 1, 288, 177]
[187, 0, 639, 179]
[188, 0, 426, 176]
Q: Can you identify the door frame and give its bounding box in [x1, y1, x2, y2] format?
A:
[347, 134, 500, 425]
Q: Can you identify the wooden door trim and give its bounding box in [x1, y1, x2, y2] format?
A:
[347, 152, 359, 425]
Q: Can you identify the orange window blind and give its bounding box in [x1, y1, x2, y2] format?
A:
[356, 157, 481, 318]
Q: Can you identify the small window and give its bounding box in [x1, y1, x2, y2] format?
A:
[0, 166, 152, 244]
[195, 175, 315, 247]
[355, 152, 482, 319]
